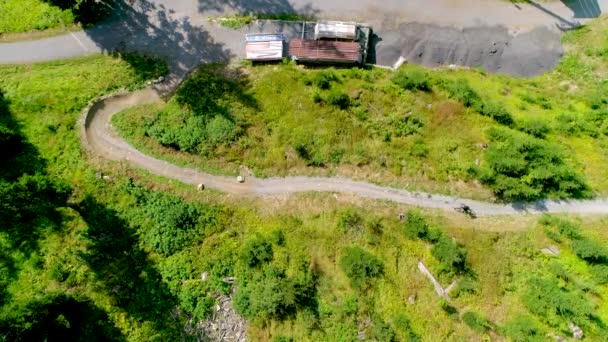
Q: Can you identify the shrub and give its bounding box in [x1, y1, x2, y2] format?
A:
[233, 264, 316, 321]
[393, 114, 424, 137]
[340, 246, 384, 290]
[522, 276, 594, 325]
[305, 70, 339, 89]
[371, 316, 397, 342]
[178, 282, 214, 321]
[480, 127, 589, 200]
[410, 139, 429, 158]
[391, 69, 432, 92]
[462, 311, 491, 333]
[590, 264, 608, 285]
[442, 79, 482, 108]
[571, 239, 608, 263]
[500, 315, 544, 342]
[441, 79, 513, 125]
[402, 210, 434, 241]
[137, 192, 207, 256]
[480, 101, 514, 126]
[518, 119, 550, 138]
[337, 209, 364, 234]
[431, 235, 467, 273]
[538, 216, 582, 240]
[240, 237, 273, 267]
[176, 71, 231, 119]
[555, 113, 598, 137]
[206, 115, 237, 145]
[327, 91, 351, 110]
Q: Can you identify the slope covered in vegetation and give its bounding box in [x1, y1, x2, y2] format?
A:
[1, 16, 608, 342]
[115, 17, 608, 201]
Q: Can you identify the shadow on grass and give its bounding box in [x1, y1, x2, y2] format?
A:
[0, 89, 71, 305]
[0, 293, 125, 342]
[73, 196, 180, 338]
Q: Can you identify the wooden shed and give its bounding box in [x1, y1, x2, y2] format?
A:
[289, 38, 362, 64]
[314, 21, 358, 40]
[245, 34, 284, 61]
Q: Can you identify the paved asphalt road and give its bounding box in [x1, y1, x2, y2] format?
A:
[1, 0, 607, 75]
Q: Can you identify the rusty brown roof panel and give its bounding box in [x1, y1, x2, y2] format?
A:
[288, 38, 361, 63]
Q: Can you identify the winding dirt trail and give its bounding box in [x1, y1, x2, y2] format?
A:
[82, 87, 608, 216]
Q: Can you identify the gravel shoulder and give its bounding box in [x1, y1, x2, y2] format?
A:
[82, 87, 608, 216]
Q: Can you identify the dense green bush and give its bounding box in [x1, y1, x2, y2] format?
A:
[126, 184, 223, 256]
[205, 115, 237, 145]
[391, 69, 432, 92]
[175, 71, 231, 118]
[240, 236, 274, 267]
[555, 113, 597, 137]
[304, 69, 340, 89]
[393, 114, 424, 137]
[462, 311, 491, 333]
[401, 210, 439, 242]
[571, 239, 608, 263]
[591, 264, 608, 285]
[431, 236, 467, 274]
[480, 127, 588, 200]
[522, 276, 594, 326]
[500, 315, 544, 342]
[337, 209, 364, 234]
[538, 215, 582, 240]
[234, 264, 316, 321]
[339, 246, 384, 290]
[178, 281, 214, 321]
[518, 118, 550, 138]
[441, 79, 513, 125]
[327, 91, 351, 110]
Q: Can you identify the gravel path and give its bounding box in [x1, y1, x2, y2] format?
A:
[82, 88, 608, 216]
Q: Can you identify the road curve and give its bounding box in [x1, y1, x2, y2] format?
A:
[82, 87, 608, 216]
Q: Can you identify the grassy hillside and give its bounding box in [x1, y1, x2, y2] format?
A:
[1, 17, 608, 342]
[114, 17, 608, 202]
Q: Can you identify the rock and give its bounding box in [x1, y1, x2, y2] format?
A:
[426, 104, 432, 109]
[102, 175, 112, 182]
[197, 183, 205, 191]
[448, 64, 458, 70]
[95, 171, 103, 179]
[357, 330, 366, 340]
[541, 245, 560, 256]
[569, 322, 584, 339]
[408, 294, 416, 305]
[201, 272, 208, 281]
[216, 304, 221, 312]
[236, 175, 245, 183]
[223, 276, 236, 283]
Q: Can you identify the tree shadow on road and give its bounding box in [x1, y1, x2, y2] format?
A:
[80, 0, 234, 90]
[197, 0, 320, 17]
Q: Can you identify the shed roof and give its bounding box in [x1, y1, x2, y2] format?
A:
[314, 21, 358, 40]
[288, 38, 361, 63]
[246, 40, 284, 60]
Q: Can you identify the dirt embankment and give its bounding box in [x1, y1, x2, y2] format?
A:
[375, 23, 563, 77]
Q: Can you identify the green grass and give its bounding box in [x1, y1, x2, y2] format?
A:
[0, 0, 75, 34]
[211, 13, 314, 29]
